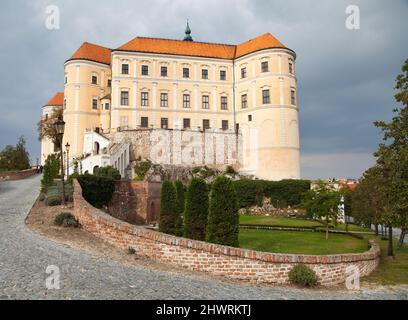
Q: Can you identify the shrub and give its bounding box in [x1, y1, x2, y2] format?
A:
[288, 264, 318, 287]
[54, 212, 78, 228]
[94, 166, 121, 180]
[225, 165, 236, 174]
[159, 180, 178, 235]
[174, 180, 186, 236]
[206, 176, 239, 246]
[184, 178, 209, 241]
[134, 160, 152, 180]
[38, 193, 46, 201]
[77, 174, 115, 208]
[127, 247, 136, 255]
[45, 194, 62, 206]
[41, 154, 60, 193]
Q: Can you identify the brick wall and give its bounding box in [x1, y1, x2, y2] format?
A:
[0, 168, 37, 181]
[73, 180, 380, 286]
[108, 181, 161, 225]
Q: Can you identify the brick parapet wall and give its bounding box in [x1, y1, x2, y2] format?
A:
[73, 180, 380, 286]
[0, 168, 37, 181]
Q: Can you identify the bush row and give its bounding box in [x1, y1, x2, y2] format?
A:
[233, 179, 311, 208]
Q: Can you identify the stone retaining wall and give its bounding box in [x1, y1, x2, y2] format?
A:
[0, 168, 37, 181]
[73, 180, 380, 286]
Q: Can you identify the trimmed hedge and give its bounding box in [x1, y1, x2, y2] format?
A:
[206, 176, 239, 247]
[233, 179, 311, 208]
[77, 174, 115, 208]
[184, 178, 209, 241]
[159, 180, 178, 235]
[174, 180, 185, 236]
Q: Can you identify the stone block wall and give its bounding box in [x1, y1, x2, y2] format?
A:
[73, 180, 380, 286]
[108, 181, 161, 225]
[0, 168, 37, 181]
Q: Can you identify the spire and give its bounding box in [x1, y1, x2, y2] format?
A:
[183, 20, 193, 41]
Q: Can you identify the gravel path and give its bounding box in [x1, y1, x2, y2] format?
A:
[0, 176, 407, 300]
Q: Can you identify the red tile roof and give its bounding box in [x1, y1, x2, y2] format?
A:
[68, 42, 111, 65]
[235, 33, 286, 58]
[46, 92, 64, 106]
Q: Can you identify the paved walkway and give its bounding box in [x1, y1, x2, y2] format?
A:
[0, 176, 407, 300]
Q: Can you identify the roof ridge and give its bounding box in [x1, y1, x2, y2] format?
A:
[123, 36, 237, 48]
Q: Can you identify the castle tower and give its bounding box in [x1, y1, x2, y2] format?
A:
[234, 34, 300, 180]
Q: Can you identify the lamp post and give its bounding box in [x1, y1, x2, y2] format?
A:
[54, 118, 66, 206]
[65, 142, 70, 177]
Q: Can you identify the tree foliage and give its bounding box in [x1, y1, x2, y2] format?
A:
[93, 165, 121, 180]
[301, 182, 341, 240]
[184, 178, 209, 240]
[174, 180, 186, 236]
[77, 174, 115, 209]
[206, 176, 239, 246]
[41, 154, 60, 193]
[0, 136, 30, 171]
[37, 107, 63, 149]
[159, 180, 178, 235]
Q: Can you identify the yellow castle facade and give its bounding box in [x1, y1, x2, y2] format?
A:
[41, 26, 300, 180]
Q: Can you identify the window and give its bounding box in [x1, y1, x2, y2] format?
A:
[291, 89, 296, 105]
[104, 103, 110, 110]
[220, 70, 226, 81]
[121, 91, 129, 106]
[203, 119, 210, 130]
[141, 92, 149, 106]
[262, 89, 270, 104]
[141, 65, 149, 76]
[289, 62, 293, 74]
[63, 99, 67, 110]
[183, 118, 190, 129]
[161, 118, 168, 129]
[92, 98, 98, 110]
[241, 94, 248, 109]
[241, 67, 247, 79]
[160, 93, 168, 107]
[121, 64, 129, 75]
[202, 95, 209, 109]
[92, 75, 97, 85]
[235, 123, 239, 132]
[183, 94, 190, 108]
[141, 117, 149, 128]
[161, 66, 168, 77]
[221, 96, 228, 110]
[108, 79, 112, 87]
[248, 115, 252, 122]
[45, 114, 48, 121]
[64, 75, 67, 84]
[261, 61, 269, 73]
[183, 67, 190, 78]
[222, 120, 229, 130]
[202, 69, 208, 79]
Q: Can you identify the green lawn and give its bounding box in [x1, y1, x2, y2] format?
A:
[239, 215, 373, 233]
[239, 215, 323, 228]
[362, 235, 408, 285]
[239, 229, 369, 255]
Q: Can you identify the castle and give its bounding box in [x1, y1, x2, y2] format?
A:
[41, 24, 300, 180]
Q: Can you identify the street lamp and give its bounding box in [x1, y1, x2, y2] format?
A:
[54, 118, 66, 206]
[65, 142, 70, 177]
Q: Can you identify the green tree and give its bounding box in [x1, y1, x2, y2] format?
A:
[0, 136, 30, 171]
[174, 180, 186, 236]
[93, 165, 121, 180]
[301, 182, 341, 240]
[374, 58, 408, 253]
[41, 154, 60, 193]
[184, 178, 209, 240]
[159, 180, 178, 235]
[206, 176, 239, 246]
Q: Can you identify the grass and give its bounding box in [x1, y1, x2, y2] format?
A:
[239, 215, 373, 233]
[239, 215, 323, 228]
[239, 229, 369, 255]
[362, 235, 408, 285]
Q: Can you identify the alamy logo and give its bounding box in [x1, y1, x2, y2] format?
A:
[345, 5, 360, 30]
[345, 265, 360, 290]
[45, 5, 60, 30]
[45, 265, 60, 290]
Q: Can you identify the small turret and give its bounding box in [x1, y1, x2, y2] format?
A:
[183, 20, 193, 41]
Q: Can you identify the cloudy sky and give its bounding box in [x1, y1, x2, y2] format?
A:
[0, 0, 406, 179]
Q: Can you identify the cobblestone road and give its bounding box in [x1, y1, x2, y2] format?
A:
[0, 176, 407, 300]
